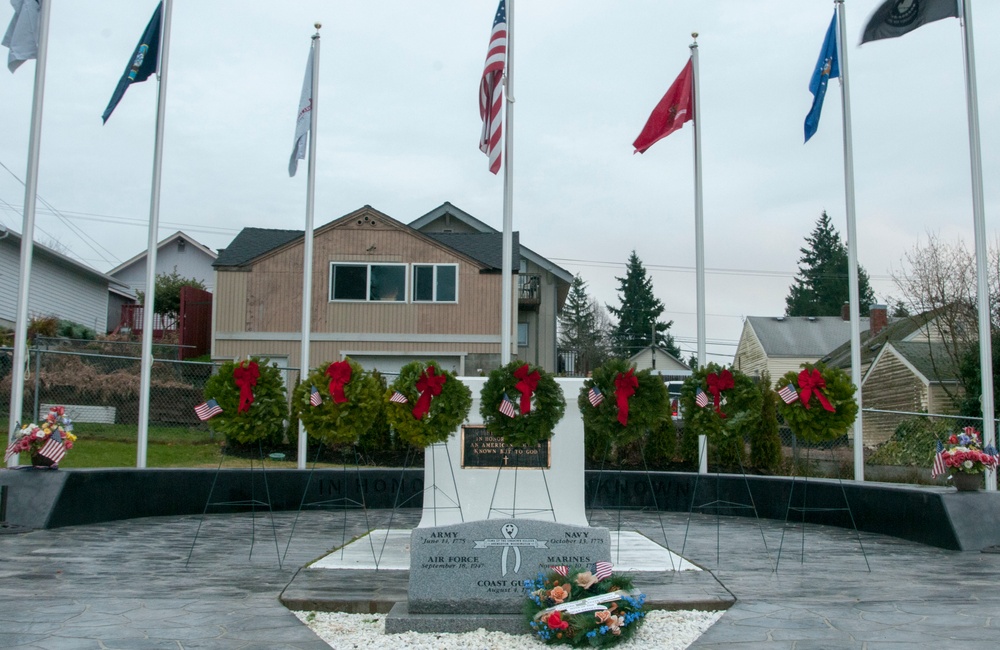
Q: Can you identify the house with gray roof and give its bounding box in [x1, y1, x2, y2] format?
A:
[211, 204, 570, 375]
[733, 311, 874, 382]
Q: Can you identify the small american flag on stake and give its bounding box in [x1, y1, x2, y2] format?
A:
[194, 398, 223, 421]
[777, 384, 799, 404]
[39, 437, 66, 464]
[310, 385, 322, 407]
[390, 391, 409, 404]
[932, 440, 946, 478]
[592, 561, 613, 581]
[4, 439, 19, 462]
[550, 565, 569, 577]
[588, 386, 604, 407]
[499, 393, 518, 418]
[695, 387, 709, 408]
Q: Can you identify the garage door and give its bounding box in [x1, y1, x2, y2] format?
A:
[347, 354, 463, 378]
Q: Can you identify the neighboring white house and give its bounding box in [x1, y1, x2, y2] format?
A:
[733, 314, 872, 381]
[628, 345, 692, 380]
[0, 227, 128, 334]
[108, 231, 218, 294]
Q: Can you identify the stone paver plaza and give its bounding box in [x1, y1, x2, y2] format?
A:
[1, 506, 999, 648]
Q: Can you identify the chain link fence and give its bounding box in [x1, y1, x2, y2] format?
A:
[1, 344, 990, 483]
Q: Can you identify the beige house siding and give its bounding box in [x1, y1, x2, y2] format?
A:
[861, 350, 928, 446]
[213, 207, 510, 372]
[733, 321, 765, 375]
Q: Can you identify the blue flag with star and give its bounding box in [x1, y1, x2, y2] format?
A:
[804, 12, 840, 143]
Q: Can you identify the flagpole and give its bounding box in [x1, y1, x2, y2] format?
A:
[834, 0, 864, 481]
[136, 0, 173, 468]
[500, 0, 514, 365]
[958, 0, 995, 491]
[298, 25, 321, 469]
[6, 0, 51, 467]
[690, 34, 705, 367]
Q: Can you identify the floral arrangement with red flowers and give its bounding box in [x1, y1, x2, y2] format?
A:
[523, 565, 646, 647]
[939, 426, 999, 475]
[3, 406, 77, 467]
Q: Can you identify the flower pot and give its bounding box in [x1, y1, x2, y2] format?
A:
[30, 453, 57, 469]
[951, 472, 982, 492]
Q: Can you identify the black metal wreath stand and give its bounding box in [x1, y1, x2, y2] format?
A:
[186, 440, 282, 568]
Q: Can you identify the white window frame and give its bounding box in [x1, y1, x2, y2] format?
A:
[411, 263, 459, 303]
[329, 262, 408, 302]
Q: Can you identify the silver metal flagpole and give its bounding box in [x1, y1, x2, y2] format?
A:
[6, 0, 52, 467]
[690, 34, 705, 367]
[136, 0, 173, 468]
[958, 0, 995, 491]
[298, 25, 320, 469]
[691, 34, 708, 475]
[500, 0, 514, 365]
[835, 0, 865, 481]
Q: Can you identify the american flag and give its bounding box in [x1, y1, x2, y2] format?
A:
[4, 440, 19, 462]
[194, 398, 223, 421]
[310, 385, 322, 407]
[38, 438, 66, 464]
[550, 565, 569, 577]
[777, 384, 799, 405]
[932, 440, 946, 478]
[695, 387, 709, 408]
[479, 0, 507, 174]
[592, 561, 613, 581]
[499, 393, 517, 418]
[588, 386, 604, 407]
[390, 391, 409, 404]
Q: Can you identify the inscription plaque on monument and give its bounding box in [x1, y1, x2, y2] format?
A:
[408, 519, 611, 614]
[461, 425, 550, 469]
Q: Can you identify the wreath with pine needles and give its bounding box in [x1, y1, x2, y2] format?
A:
[775, 362, 857, 443]
[579, 358, 668, 445]
[480, 360, 566, 447]
[524, 566, 647, 647]
[203, 357, 287, 444]
[385, 360, 472, 447]
[680, 362, 761, 442]
[290, 358, 384, 446]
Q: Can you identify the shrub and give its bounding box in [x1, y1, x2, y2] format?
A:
[868, 417, 952, 467]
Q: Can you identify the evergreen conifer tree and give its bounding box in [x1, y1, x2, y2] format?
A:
[785, 212, 876, 316]
[558, 275, 610, 375]
[607, 251, 680, 358]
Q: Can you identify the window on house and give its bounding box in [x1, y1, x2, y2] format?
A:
[518, 322, 529, 347]
[330, 263, 406, 301]
[412, 264, 457, 302]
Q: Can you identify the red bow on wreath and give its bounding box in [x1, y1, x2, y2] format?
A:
[326, 360, 352, 404]
[797, 368, 835, 412]
[513, 363, 540, 415]
[614, 368, 638, 426]
[233, 360, 260, 413]
[705, 369, 734, 418]
[412, 366, 446, 420]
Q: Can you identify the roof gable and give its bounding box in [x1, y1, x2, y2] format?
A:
[109, 231, 217, 276]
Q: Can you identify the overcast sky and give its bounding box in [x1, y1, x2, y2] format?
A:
[1, 1, 998, 363]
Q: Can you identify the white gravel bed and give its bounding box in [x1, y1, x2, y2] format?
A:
[294, 609, 725, 649]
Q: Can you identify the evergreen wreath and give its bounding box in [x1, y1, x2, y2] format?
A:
[680, 362, 761, 442]
[579, 358, 668, 445]
[524, 566, 647, 647]
[291, 358, 384, 446]
[480, 360, 566, 447]
[775, 362, 857, 443]
[385, 360, 472, 447]
[203, 357, 287, 444]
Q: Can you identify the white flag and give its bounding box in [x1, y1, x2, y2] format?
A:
[2, 0, 39, 73]
[289, 45, 314, 177]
